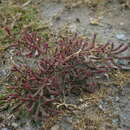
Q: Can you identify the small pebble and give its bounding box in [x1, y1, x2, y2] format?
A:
[99, 127, 106, 130]
[0, 70, 8, 77]
[51, 125, 60, 130]
[120, 22, 124, 26]
[112, 118, 119, 124]
[69, 24, 77, 33]
[116, 33, 127, 41]
[1, 128, 11, 130]
[117, 128, 124, 130]
[12, 122, 18, 128]
[99, 104, 104, 110]
[115, 97, 120, 102]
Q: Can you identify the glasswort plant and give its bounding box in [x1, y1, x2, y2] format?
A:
[1, 31, 130, 121]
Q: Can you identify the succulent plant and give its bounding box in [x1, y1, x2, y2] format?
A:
[0, 31, 130, 121]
